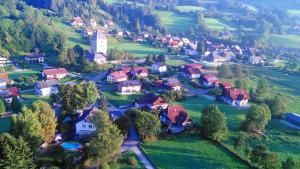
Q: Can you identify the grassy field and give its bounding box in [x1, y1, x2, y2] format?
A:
[142, 134, 250, 169]
[269, 34, 300, 49]
[8, 70, 40, 79]
[242, 0, 300, 9]
[110, 151, 146, 169]
[108, 37, 166, 58]
[287, 10, 300, 16]
[175, 5, 206, 12]
[152, 10, 196, 33]
[203, 18, 237, 31]
[0, 117, 11, 134]
[102, 89, 143, 107]
[21, 90, 51, 105]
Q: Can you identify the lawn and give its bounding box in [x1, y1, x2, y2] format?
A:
[175, 5, 206, 12]
[8, 70, 40, 79]
[0, 117, 11, 134]
[142, 134, 250, 169]
[21, 90, 51, 105]
[108, 37, 166, 58]
[287, 10, 300, 16]
[152, 10, 196, 33]
[110, 151, 146, 169]
[102, 90, 143, 107]
[269, 34, 300, 49]
[203, 18, 237, 31]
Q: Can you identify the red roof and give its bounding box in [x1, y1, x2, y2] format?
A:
[169, 41, 179, 47]
[0, 73, 8, 80]
[226, 88, 249, 101]
[120, 67, 132, 73]
[132, 67, 148, 75]
[43, 68, 68, 76]
[71, 17, 84, 24]
[167, 105, 189, 124]
[0, 87, 20, 97]
[136, 93, 167, 107]
[202, 74, 218, 83]
[220, 82, 232, 89]
[185, 63, 203, 70]
[187, 68, 201, 75]
[110, 71, 128, 80]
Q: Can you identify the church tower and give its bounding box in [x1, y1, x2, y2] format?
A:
[90, 29, 107, 55]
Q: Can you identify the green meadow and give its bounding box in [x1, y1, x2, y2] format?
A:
[175, 5, 206, 12]
[269, 34, 300, 49]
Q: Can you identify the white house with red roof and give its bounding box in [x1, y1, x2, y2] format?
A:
[70, 17, 84, 27]
[221, 88, 250, 106]
[0, 73, 9, 89]
[107, 71, 128, 83]
[151, 63, 167, 73]
[201, 74, 219, 87]
[42, 68, 69, 80]
[135, 93, 168, 110]
[0, 87, 20, 103]
[131, 67, 148, 78]
[183, 63, 203, 79]
[160, 105, 192, 127]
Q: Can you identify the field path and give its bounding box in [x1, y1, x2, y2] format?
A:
[120, 125, 155, 169]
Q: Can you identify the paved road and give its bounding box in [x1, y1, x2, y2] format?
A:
[120, 125, 155, 169]
[87, 70, 107, 82]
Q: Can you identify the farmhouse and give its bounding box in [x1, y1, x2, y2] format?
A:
[87, 52, 107, 64]
[75, 107, 98, 137]
[151, 63, 167, 73]
[208, 50, 232, 63]
[0, 57, 11, 67]
[35, 80, 59, 96]
[201, 74, 219, 87]
[70, 17, 84, 27]
[135, 93, 168, 110]
[248, 56, 265, 65]
[0, 73, 9, 89]
[131, 67, 148, 78]
[0, 87, 20, 103]
[118, 80, 142, 94]
[24, 53, 45, 63]
[84, 28, 93, 36]
[88, 19, 97, 27]
[42, 68, 69, 80]
[164, 78, 181, 91]
[185, 68, 201, 79]
[222, 88, 249, 106]
[107, 71, 128, 82]
[160, 105, 192, 127]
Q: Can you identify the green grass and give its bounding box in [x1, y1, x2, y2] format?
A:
[152, 10, 196, 33]
[287, 10, 300, 16]
[110, 151, 146, 169]
[108, 37, 166, 58]
[8, 70, 40, 79]
[142, 134, 250, 169]
[203, 18, 237, 31]
[0, 117, 11, 134]
[175, 5, 206, 12]
[269, 34, 300, 49]
[102, 89, 143, 107]
[21, 90, 51, 105]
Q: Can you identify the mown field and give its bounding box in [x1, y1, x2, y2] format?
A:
[242, 0, 300, 9]
[102, 89, 143, 107]
[175, 5, 206, 12]
[108, 37, 166, 58]
[203, 18, 237, 31]
[269, 34, 300, 49]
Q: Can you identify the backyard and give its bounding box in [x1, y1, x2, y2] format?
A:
[102, 89, 143, 107]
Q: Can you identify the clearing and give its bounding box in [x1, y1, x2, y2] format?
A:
[269, 34, 300, 49]
[175, 5, 206, 12]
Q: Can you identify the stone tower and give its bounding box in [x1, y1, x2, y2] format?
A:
[90, 29, 107, 55]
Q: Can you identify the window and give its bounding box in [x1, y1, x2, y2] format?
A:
[82, 124, 86, 128]
[89, 125, 93, 129]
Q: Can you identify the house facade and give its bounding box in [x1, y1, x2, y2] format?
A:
[75, 107, 98, 137]
[0, 87, 20, 103]
[0, 73, 9, 89]
[135, 93, 168, 110]
[201, 74, 219, 87]
[160, 105, 192, 127]
[131, 67, 148, 78]
[107, 71, 128, 83]
[24, 53, 45, 63]
[0, 57, 11, 67]
[42, 68, 69, 80]
[151, 63, 167, 73]
[118, 80, 142, 94]
[35, 80, 59, 96]
[221, 88, 249, 106]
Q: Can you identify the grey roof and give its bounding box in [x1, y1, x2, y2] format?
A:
[37, 80, 59, 89]
[119, 80, 142, 87]
[76, 107, 99, 123]
[91, 29, 107, 41]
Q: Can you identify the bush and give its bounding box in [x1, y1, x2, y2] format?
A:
[127, 156, 137, 167]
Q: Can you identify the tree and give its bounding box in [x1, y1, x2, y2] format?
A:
[235, 79, 248, 90]
[233, 64, 243, 79]
[256, 78, 269, 97]
[234, 133, 247, 151]
[242, 104, 271, 133]
[0, 133, 35, 169]
[85, 111, 123, 168]
[135, 111, 161, 142]
[282, 157, 298, 169]
[250, 144, 268, 167]
[32, 101, 57, 143]
[11, 96, 22, 113]
[268, 96, 288, 117]
[218, 64, 233, 79]
[200, 104, 228, 141]
[196, 40, 205, 55]
[11, 106, 42, 150]
[0, 98, 6, 115]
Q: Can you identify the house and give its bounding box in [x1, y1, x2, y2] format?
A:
[221, 88, 249, 106]
[42, 68, 69, 80]
[120, 67, 132, 74]
[164, 78, 181, 91]
[182, 38, 190, 45]
[209, 50, 232, 63]
[85, 28, 93, 36]
[87, 52, 107, 64]
[109, 111, 123, 121]
[185, 68, 201, 79]
[201, 74, 218, 87]
[135, 93, 168, 110]
[131, 67, 148, 78]
[75, 107, 99, 137]
[104, 20, 114, 27]
[185, 63, 203, 70]
[35, 80, 59, 96]
[0, 57, 11, 67]
[0, 87, 20, 103]
[0, 73, 9, 89]
[107, 71, 128, 82]
[24, 53, 45, 63]
[118, 80, 142, 94]
[248, 56, 264, 65]
[89, 19, 97, 27]
[151, 63, 167, 73]
[70, 17, 84, 27]
[90, 29, 107, 55]
[160, 105, 192, 127]
[285, 113, 300, 126]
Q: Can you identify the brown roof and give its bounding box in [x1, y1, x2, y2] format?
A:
[132, 67, 148, 75]
[43, 68, 68, 76]
[202, 74, 218, 83]
[219, 82, 232, 89]
[0, 73, 8, 80]
[0, 87, 20, 97]
[37, 80, 59, 89]
[167, 105, 189, 124]
[118, 80, 142, 88]
[166, 78, 181, 88]
[110, 71, 128, 80]
[187, 68, 201, 75]
[226, 88, 250, 101]
[136, 93, 167, 106]
[185, 63, 203, 69]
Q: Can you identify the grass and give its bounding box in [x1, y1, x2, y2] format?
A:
[203, 18, 237, 31]
[8, 70, 40, 79]
[110, 151, 146, 169]
[108, 37, 166, 58]
[21, 90, 51, 105]
[142, 134, 250, 169]
[287, 10, 300, 16]
[102, 89, 143, 107]
[0, 117, 11, 134]
[269, 34, 300, 49]
[175, 5, 206, 12]
[152, 10, 196, 33]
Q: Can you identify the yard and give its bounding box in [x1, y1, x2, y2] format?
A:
[110, 151, 146, 169]
[142, 134, 250, 169]
[102, 89, 143, 107]
[108, 37, 167, 58]
[8, 70, 40, 79]
[0, 117, 11, 134]
[21, 90, 51, 105]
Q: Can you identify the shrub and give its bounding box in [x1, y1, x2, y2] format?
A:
[127, 156, 138, 167]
